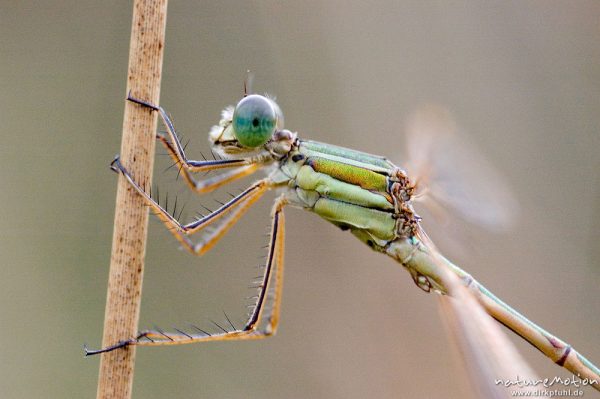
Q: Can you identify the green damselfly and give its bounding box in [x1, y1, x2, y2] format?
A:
[87, 90, 600, 393]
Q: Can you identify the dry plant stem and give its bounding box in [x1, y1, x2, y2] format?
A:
[96, 1, 168, 398]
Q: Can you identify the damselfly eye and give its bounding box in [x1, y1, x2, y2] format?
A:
[232, 94, 277, 148]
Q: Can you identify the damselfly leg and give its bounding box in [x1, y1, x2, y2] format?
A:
[110, 157, 271, 256]
[85, 189, 287, 355]
[128, 93, 260, 193]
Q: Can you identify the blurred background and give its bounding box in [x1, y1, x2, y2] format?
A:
[1, 1, 599, 398]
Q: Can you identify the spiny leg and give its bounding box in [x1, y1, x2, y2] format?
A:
[111, 156, 272, 256]
[85, 196, 288, 355]
[158, 134, 260, 194]
[129, 93, 264, 195]
[127, 93, 251, 173]
[249, 196, 287, 336]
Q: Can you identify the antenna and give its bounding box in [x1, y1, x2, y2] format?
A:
[243, 70, 254, 97]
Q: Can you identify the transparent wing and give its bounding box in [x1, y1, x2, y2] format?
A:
[418, 228, 538, 398]
[405, 104, 518, 233]
[437, 280, 539, 398]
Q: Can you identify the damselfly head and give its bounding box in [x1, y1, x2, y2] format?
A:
[209, 94, 285, 156]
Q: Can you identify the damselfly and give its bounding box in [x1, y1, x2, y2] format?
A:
[87, 90, 599, 393]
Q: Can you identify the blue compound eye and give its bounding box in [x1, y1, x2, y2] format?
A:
[232, 95, 277, 148]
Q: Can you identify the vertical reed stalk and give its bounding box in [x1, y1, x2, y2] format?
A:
[96, 1, 167, 398]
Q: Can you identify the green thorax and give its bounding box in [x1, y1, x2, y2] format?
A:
[276, 139, 417, 250]
[299, 140, 396, 173]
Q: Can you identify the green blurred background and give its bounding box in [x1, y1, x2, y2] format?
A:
[1, 1, 599, 398]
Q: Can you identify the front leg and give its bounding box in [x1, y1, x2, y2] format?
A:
[158, 133, 260, 194]
[127, 93, 260, 194]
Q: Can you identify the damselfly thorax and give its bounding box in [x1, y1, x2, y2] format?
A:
[274, 141, 420, 243]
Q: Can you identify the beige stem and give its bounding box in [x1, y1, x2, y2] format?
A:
[96, 1, 168, 398]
